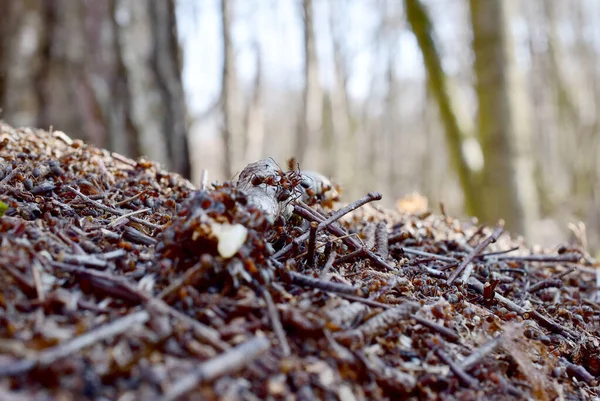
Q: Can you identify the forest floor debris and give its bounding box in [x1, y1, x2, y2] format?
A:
[0, 123, 600, 400]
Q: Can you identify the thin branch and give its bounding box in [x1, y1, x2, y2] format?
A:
[401, 247, 458, 263]
[413, 316, 460, 342]
[287, 271, 360, 295]
[459, 336, 502, 370]
[275, 193, 381, 259]
[162, 336, 270, 401]
[527, 266, 576, 293]
[434, 347, 479, 388]
[260, 288, 290, 356]
[447, 225, 503, 285]
[375, 222, 388, 260]
[306, 221, 318, 268]
[0, 311, 149, 377]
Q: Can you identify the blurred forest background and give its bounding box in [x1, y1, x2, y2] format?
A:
[1, 0, 599, 254]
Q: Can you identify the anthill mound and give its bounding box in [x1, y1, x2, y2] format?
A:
[0, 123, 599, 400]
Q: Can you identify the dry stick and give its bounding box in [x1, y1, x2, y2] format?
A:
[294, 202, 363, 250]
[362, 222, 377, 250]
[162, 336, 270, 401]
[50, 260, 229, 350]
[375, 222, 388, 260]
[413, 316, 460, 343]
[561, 357, 595, 384]
[260, 288, 290, 357]
[468, 277, 579, 340]
[275, 192, 381, 259]
[388, 232, 409, 245]
[401, 247, 457, 263]
[114, 190, 147, 207]
[335, 302, 420, 341]
[2, 264, 37, 298]
[65, 185, 160, 230]
[60, 253, 108, 268]
[478, 246, 520, 258]
[0, 165, 22, 185]
[288, 271, 361, 295]
[338, 293, 395, 309]
[333, 246, 395, 272]
[98, 249, 127, 260]
[0, 310, 149, 377]
[434, 347, 479, 388]
[447, 225, 504, 285]
[109, 207, 151, 227]
[485, 253, 581, 263]
[465, 225, 485, 245]
[157, 260, 208, 302]
[459, 336, 502, 370]
[364, 249, 396, 272]
[527, 266, 576, 293]
[319, 250, 337, 278]
[306, 221, 318, 268]
[333, 248, 366, 266]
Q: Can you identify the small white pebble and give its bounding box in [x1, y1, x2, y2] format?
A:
[211, 223, 248, 258]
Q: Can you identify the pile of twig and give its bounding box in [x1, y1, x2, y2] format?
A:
[0, 123, 599, 400]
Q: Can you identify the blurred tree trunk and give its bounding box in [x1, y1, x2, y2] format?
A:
[469, 0, 539, 235]
[243, 43, 265, 164]
[405, 0, 478, 216]
[0, 0, 191, 177]
[296, 0, 323, 171]
[220, 0, 244, 179]
[328, 0, 355, 194]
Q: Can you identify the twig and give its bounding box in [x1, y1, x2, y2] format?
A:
[413, 316, 460, 342]
[306, 221, 318, 268]
[447, 225, 503, 285]
[0, 311, 149, 377]
[561, 358, 595, 384]
[0, 165, 21, 185]
[123, 226, 157, 246]
[364, 248, 396, 271]
[401, 247, 457, 263]
[527, 266, 576, 293]
[486, 253, 581, 263]
[479, 247, 520, 258]
[260, 288, 290, 357]
[333, 248, 366, 266]
[335, 302, 419, 342]
[434, 347, 479, 388]
[162, 336, 270, 401]
[319, 250, 337, 278]
[293, 202, 363, 250]
[114, 190, 147, 207]
[363, 222, 376, 250]
[468, 277, 526, 314]
[287, 271, 360, 295]
[200, 169, 209, 190]
[317, 192, 382, 233]
[375, 222, 388, 260]
[157, 259, 209, 302]
[65, 185, 121, 215]
[65, 185, 160, 230]
[50, 260, 228, 350]
[59, 253, 108, 268]
[276, 193, 381, 259]
[523, 309, 579, 340]
[109, 207, 151, 227]
[459, 336, 502, 370]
